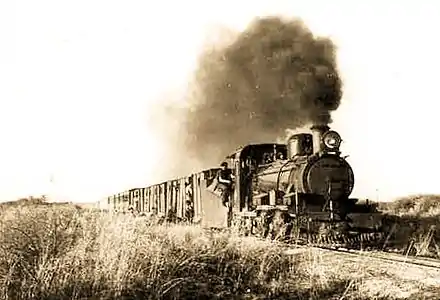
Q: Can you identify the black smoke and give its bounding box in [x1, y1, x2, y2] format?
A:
[182, 16, 343, 168]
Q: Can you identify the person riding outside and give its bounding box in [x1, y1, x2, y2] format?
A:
[185, 177, 193, 203]
[184, 177, 194, 223]
[276, 152, 285, 160]
[185, 200, 195, 223]
[217, 162, 235, 207]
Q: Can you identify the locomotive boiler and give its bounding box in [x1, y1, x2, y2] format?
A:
[252, 125, 355, 221]
[254, 125, 354, 206]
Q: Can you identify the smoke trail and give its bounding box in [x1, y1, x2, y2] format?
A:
[182, 16, 343, 166]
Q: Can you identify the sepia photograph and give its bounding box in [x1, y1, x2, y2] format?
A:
[1, 1, 440, 299]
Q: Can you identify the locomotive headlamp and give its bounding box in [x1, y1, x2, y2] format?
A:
[322, 131, 342, 150]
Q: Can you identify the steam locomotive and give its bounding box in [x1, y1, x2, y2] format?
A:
[100, 125, 384, 247]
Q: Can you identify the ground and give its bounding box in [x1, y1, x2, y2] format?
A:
[0, 196, 439, 300]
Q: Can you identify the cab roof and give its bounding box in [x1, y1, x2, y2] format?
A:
[225, 143, 287, 159]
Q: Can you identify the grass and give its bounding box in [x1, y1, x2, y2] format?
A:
[0, 198, 439, 299]
[375, 195, 440, 258]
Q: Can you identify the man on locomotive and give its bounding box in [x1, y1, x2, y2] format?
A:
[217, 162, 235, 207]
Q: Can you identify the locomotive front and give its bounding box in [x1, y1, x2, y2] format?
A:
[255, 125, 354, 215]
[288, 125, 354, 202]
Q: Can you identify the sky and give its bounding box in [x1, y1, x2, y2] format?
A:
[1, 0, 440, 203]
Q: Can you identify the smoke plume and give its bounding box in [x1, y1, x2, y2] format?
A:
[182, 16, 343, 166]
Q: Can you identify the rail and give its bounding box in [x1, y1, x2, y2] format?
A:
[202, 227, 440, 270]
[284, 243, 440, 270]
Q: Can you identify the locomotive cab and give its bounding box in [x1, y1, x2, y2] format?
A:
[220, 144, 289, 214]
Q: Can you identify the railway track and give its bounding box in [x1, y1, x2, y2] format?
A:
[284, 243, 440, 270]
[203, 227, 440, 270]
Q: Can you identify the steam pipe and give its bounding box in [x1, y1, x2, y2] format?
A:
[276, 155, 297, 193]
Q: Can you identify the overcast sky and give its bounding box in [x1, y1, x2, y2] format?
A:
[1, 0, 439, 203]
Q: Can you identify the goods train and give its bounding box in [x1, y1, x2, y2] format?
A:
[99, 125, 385, 248]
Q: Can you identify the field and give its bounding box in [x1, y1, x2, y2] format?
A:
[0, 197, 440, 300]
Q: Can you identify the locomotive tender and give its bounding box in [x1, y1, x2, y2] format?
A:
[100, 125, 383, 246]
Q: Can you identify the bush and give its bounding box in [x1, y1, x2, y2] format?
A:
[378, 194, 440, 216]
[376, 195, 440, 258]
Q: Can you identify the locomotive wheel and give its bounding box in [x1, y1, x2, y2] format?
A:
[245, 217, 253, 236]
[253, 211, 272, 238]
[236, 217, 253, 237]
[270, 210, 291, 241]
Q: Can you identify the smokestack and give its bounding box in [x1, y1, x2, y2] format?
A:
[311, 124, 330, 154]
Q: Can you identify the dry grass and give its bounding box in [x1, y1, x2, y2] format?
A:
[0, 200, 439, 300]
[376, 195, 440, 258]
